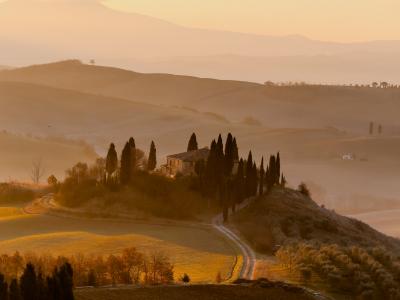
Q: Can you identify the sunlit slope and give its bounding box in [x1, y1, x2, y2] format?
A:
[0, 81, 239, 157]
[0, 131, 97, 181]
[0, 214, 238, 283]
[2, 61, 400, 133]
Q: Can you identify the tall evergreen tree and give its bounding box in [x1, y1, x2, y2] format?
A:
[120, 142, 131, 185]
[269, 155, 276, 186]
[259, 157, 265, 196]
[129, 137, 137, 174]
[0, 273, 8, 300]
[224, 133, 234, 176]
[147, 141, 157, 171]
[187, 133, 198, 152]
[276, 152, 281, 185]
[9, 278, 21, 300]
[128, 137, 135, 148]
[20, 263, 37, 300]
[281, 173, 287, 188]
[195, 159, 206, 196]
[205, 140, 217, 200]
[232, 137, 239, 161]
[37, 272, 47, 300]
[252, 162, 258, 195]
[106, 143, 118, 181]
[234, 159, 245, 205]
[245, 151, 253, 197]
[57, 263, 74, 300]
[216, 135, 225, 183]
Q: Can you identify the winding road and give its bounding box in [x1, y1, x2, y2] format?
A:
[212, 198, 257, 280]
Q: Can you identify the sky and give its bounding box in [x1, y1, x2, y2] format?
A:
[104, 0, 400, 42]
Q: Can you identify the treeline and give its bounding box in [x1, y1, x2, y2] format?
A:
[0, 262, 73, 300]
[193, 133, 285, 221]
[264, 80, 400, 89]
[53, 132, 284, 219]
[0, 248, 174, 289]
[277, 243, 400, 299]
[0, 183, 35, 203]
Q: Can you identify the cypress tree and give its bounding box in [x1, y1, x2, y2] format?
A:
[216, 135, 225, 183]
[259, 157, 265, 196]
[245, 151, 253, 197]
[195, 159, 206, 197]
[281, 173, 287, 188]
[187, 133, 198, 152]
[9, 278, 21, 300]
[276, 152, 281, 185]
[37, 272, 47, 300]
[205, 140, 217, 199]
[147, 141, 157, 171]
[129, 137, 137, 174]
[20, 263, 38, 300]
[0, 273, 8, 300]
[57, 263, 74, 300]
[120, 142, 131, 185]
[232, 137, 239, 161]
[252, 162, 258, 196]
[269, 155, 276, 186]
[224, 133, 234, 176]
[235, 159, 245, 205]
[106, 143, 118, 182]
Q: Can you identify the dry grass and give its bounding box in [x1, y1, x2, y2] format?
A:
[0, 131, 97, 182]
[0, 213, 238, 283]
[0, 207, 24, 219]
[74, 284, 315, 300]
[233, 188, 400, 254]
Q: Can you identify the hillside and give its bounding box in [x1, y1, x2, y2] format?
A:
[0, 131, 97, 181]
[2, 0, 400, 83]
[2, 61, 400, 222]
[0, 80, 238, 158]
[232, 188, 400, 254]
[2, 61, 400, 134]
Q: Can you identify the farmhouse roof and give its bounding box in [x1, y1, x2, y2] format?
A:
[167, 148, 210, 162]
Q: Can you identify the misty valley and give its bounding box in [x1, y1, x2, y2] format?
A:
[1, 1, 400, 300]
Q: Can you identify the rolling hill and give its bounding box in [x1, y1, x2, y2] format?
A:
[2, 60, 400, 134]
[1, 0, 400, 83]
[1, 61, 400, 232]
[0, 131, 97, 181]
[233, 188, 400, 254]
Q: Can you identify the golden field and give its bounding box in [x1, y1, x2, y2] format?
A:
[0, 206, 240, 283]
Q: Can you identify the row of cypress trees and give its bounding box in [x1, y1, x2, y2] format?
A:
[0, 263, 74, 300]
[105, 138, 157, 185]
[191, 132, 285, 221]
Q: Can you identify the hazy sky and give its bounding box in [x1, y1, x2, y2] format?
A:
[104, 0, 400, 42]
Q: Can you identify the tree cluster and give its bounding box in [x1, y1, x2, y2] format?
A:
[0, 262, 73, 300]
[192, 133, 285, 222]
[276, 243, 400, 299]
[106, 137, 155, 185]
[0, 248, 174, 290]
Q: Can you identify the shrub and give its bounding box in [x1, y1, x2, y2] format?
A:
[180, 273, 190, 284]
[298, 183, 311, 197]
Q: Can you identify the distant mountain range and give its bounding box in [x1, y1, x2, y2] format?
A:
[1, 0, 400, 83]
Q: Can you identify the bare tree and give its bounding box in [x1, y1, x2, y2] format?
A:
[31, 158, 45, 184]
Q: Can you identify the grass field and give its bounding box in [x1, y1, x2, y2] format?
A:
[74, 285, 315, 300]
[0, 210, 239, 283]
[0, 206, 24, 219]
